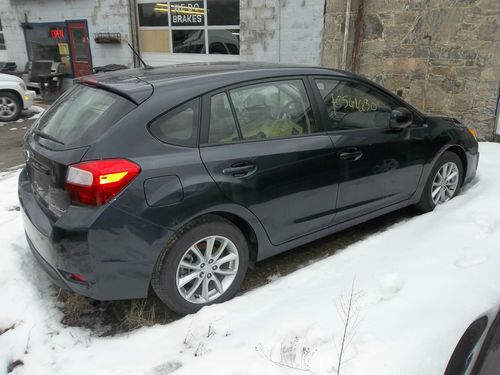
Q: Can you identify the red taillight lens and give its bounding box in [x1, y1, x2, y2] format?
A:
[65, 159, 141, 206]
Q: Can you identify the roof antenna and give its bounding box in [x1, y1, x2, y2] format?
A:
[127, 42, 153, 70]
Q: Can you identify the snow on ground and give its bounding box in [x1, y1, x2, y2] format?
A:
[27, 106, 46, 120]
[1, 143, 500, 375]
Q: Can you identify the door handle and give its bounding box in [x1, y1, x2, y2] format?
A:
[222, 163, 256, 177]
[339, 151, 363, 161]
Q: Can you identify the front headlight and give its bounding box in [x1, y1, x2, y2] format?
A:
[19, 81, 27, 91]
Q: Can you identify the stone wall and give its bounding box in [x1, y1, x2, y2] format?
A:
[240, 0, 325, 65]
[0, 0, 134, 69]
[323, 0, 500, 140]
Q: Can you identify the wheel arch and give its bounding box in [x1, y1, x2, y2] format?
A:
[167, 205, 270, 266]
[209, 211, 259, 265]
[410, 143, 469, 206]
[445, 144, 468, 185]
[0, 89, 23, 106]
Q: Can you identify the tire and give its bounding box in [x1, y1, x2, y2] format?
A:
[152, 215, 249, 315]
[415, 151, 464, 212]
[0, 92, 22, 122]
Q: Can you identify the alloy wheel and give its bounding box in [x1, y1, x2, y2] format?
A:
[0, 96, 18, 120]
[431, 161, 460, 205]
[176, 235, 239, 304]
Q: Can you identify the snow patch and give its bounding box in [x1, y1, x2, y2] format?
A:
[27, 105, 45, 120]
[1, 143, 500, 375]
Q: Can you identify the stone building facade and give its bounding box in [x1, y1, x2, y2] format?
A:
[322, 0, 499, 140]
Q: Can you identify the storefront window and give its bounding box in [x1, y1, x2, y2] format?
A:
[206, 0, 240, 26]
[138, 3, 169, 26]
[0, 19, 6, 50]
[207, 29, 239, 54]
[137, 0, 240, 55]
[24, 23, 72, 74]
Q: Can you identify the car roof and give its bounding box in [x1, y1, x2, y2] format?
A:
[79, 62, 357, 104]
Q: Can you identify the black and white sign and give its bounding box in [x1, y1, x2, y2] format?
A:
[170, 1, 204, 26]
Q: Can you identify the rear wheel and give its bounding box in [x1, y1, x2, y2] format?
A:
[152, 215, 249, 315]
[415, 151, 463, 212]
[0, 92, 22, 122]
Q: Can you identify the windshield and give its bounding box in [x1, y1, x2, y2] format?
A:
[35, 84, 136, 148]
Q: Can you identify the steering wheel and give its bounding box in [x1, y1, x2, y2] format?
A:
[279, 100, 302, 120]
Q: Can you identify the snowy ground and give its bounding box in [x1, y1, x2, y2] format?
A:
[1, 143, 500, 375]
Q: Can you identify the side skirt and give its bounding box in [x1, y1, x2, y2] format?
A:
[257, 200, 410, 261]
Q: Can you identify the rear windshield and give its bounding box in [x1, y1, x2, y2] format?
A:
[35, 84, 136, 148]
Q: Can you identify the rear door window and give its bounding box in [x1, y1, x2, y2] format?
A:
[149, 99, 200, 147]
[35, 84, 136, 148]
[228, 79, 319, 141]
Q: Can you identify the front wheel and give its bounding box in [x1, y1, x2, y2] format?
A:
[0, 92, 22, 122]
[415, 151, 463, 212]
[152, 215, 249, 315]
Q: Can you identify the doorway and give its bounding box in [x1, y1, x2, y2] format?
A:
[67, 21, 92, 77]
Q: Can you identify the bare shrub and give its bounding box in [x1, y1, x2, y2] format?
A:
[256, 337, 316, 374]
[334, 280, 362, 375]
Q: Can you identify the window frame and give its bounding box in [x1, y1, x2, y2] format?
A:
[308, 75, 425, 133]
[136, 0, 240, 56]
[147, 97, 201, 147]
[199, 76, 325, 147]
[0, 18, 5, 50]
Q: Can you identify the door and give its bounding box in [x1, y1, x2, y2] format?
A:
[311, 77, 424, 223]
[67, 21, 92, 77]
[200, 79, 338, 245]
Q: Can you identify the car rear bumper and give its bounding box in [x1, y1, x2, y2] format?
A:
[18, 167, 172, 301]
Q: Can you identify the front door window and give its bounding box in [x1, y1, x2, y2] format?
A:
[314, 78, 397, 130]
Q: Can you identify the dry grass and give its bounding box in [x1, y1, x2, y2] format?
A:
[56, 289, 179, 335]
[121, 299, 159, 331]
[57, 289, 95, 327]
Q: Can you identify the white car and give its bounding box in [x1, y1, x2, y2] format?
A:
[0, 73, 36, 122]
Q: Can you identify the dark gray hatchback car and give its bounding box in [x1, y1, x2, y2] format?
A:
[19, 63, 479, 314]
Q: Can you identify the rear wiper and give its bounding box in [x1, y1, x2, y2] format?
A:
[33, 130, 65, 145]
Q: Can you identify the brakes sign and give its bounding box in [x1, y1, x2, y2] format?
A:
[171, 2, 204, 26]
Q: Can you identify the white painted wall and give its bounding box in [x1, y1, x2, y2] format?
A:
[0, 0, 134, 69]
[240, 0, 325, 65]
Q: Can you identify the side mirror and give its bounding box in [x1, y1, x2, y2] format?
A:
[390, 107, 413, 129]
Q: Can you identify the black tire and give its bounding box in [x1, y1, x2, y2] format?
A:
[415, 151, 464, 212]
[152, 215, 249, 315]
[0, 92, 22, 122]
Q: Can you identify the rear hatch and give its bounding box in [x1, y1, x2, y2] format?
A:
[25, 80, 148, 216]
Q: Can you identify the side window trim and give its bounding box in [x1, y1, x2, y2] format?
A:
[200, 76, 324, 147]
[225, 90, 244, 140]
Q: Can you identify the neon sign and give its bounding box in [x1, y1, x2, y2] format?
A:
[50, 28, 65, 39]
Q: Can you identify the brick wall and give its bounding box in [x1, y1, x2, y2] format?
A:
[323, 0, 500, 140]
[240, 0, 325, 65]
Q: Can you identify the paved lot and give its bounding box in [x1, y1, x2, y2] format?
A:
[0, 103, 48, 172]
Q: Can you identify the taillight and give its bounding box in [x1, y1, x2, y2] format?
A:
[65, 159, 141, 206]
